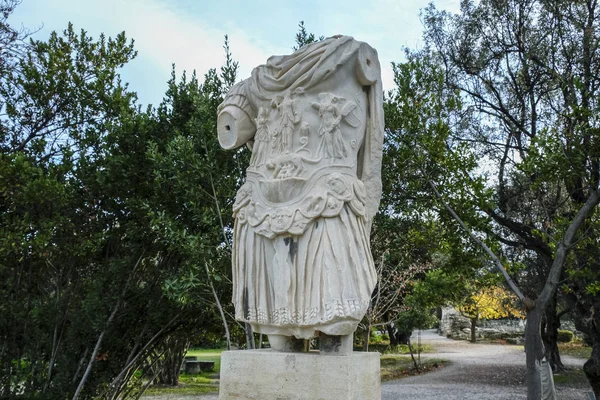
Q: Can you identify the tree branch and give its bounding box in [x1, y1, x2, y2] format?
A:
[428, 179, 527, 303]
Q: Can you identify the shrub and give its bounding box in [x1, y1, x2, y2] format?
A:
[557, 330, 574, 343]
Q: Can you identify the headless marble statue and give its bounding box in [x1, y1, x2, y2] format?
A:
[217, 36, 384, 354]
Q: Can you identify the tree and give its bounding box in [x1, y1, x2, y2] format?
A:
[564, 215, 600, 396]
[414, 1, 600, 397]
[372, 42, 502, 355]
[292, 21, 324, 50]
[391, 270, 446, 370]
[0, 4, 245, 396]
[0, 15, 144, 398]
[459, 285, 525, 343]
[359, 247, 429, 351]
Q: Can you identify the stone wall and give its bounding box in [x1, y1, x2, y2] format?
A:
[439, 307, 525, 343]
[439, 306, 580, 344]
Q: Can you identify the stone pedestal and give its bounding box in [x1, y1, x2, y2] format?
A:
[218, 350, 380, 400]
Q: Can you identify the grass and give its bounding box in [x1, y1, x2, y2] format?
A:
[388, 343, 435, 354]
[480, 338, 592, 361]
[380, 354, 449, 381]
[184, 348, 224, 371]
[143, 349, 223, 397]
[553, 368, 590, 386]
[553, 341, 593, 390]
[363, 342, 435, 354]
[144, 376, 218, 396]
[558, 341, 592, 359]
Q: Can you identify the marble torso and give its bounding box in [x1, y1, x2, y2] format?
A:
[217, 36, 384, 339]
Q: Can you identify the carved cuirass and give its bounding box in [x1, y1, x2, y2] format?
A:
[233, 83, 370, 238]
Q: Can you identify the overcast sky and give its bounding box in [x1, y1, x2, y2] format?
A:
[11, 0, 461, 107]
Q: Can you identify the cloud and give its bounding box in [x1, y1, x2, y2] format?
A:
[11, 0, 461, 103]
[107, 0, 282, 81]
[11, 0, 285, 105]
[297, 0, 461, 92]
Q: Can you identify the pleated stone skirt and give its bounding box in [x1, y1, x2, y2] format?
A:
[232, 205, 376, 339]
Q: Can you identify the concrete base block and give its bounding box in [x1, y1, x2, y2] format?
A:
[218, 349, 380, 400]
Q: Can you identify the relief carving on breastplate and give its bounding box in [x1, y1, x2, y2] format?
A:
[233, 88, 368, 239]
[311, 93, 360, 162]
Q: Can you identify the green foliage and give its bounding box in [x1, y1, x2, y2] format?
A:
[370, 48, 496, 339]
[383, 50, 491, 216]
[2, 23, 137, 160]
[418, 0, 600, 285]
[0, 4, 245, 397]
[1, 15, 145, 398]
[292, 21, 324, 51]
[419, 1, 600, 387]
[220, 35, 239, 91]
[557, 330, 574, 343]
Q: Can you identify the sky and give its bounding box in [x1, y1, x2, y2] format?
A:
[11, 0, 461, 108]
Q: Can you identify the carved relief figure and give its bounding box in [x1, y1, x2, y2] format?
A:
[249, 107, 270, 167]
[270, 154, 305, 179]
[216, 36, 384, 354]
[271, 89, 302, 155]
[312, 93, 359, 162]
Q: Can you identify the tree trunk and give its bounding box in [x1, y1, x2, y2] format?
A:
[73, 329, 108, 400]
[155, 336, 189, 386]
[470, 317, 477, 343]
[563, 292, 599, 398]
[386, 323, 397, 345]
[362, 326, 370, 352]
[542, 295, 564, 372]
[387, 322, 411, 346]
[106, 313, 180, 399]
[428, 182, 599, 400]
[397, 332, 411, 345]
[583, 339, 600, 398]
[583, 298, 600, 399]
[524, 306, 545, 400]
[72, 255, 142, 400]
[205, 263, 231, 350]
[407, 338, 419, 371]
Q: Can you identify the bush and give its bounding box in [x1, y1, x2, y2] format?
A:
[369, 335, 384, 345]
[557, 330, 574, 343]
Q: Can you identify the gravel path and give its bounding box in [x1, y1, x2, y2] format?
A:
[144, 329, 592, 399]
[382, 329, 590, 400]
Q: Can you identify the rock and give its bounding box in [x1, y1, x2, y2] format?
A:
[184, 360, 215, 375]
[506, 337, 524, 345]
[479, 328, 503, 340]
